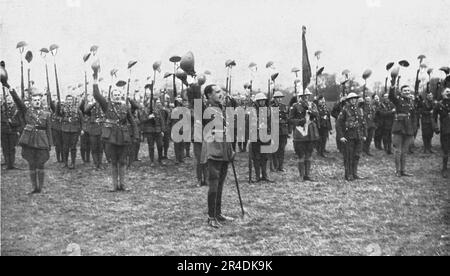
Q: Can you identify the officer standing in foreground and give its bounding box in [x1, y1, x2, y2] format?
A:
[289, 90, 320, 182]
[336, 92, 367, 181]
[92, 62, 139, 192]
[9, 88, 53, 194]
[271, 91, 289, 172]
[200, 84, 235, 228]
[434, 86, 450, 178]
[389, 80, 416, 177]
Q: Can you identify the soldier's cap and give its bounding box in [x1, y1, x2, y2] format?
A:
[302, 89, 313, 96]
[273, 91, 284, 98]
[29, 87, 43, 97]
[1, 61, 5, 67]
[170, 56, 181, 63]
[346, 92, 359, 100]
[116, 80, 127, 88]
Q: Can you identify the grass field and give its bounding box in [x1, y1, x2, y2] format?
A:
[1, 131, 449, 256]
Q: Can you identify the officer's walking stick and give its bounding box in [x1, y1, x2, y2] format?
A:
[231, 160, 245, 217]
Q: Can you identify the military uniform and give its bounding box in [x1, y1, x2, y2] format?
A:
[336, 98, 367, 181]
[82, 100, 105, 169]
[389, 87, 416, 176]
[127, 102, 141, 167]
[289, 98, 320, 181]
[373, 101, 383, 150]
[137, 100, 165, 164]
[48, 96, 63, 162]
[378, 98, 395, 154]
[171, 102, 185, 164]
[200, 99, 235, 227]
[79, 103, 91, 163]
[317, 101, 332, 157]
[10, 89, 52, 193]
[272, 101, 289, 171]
[59, 101, 83, 168]
[161, 105, 171, 159]
[250, 103, 272, 182]
[363, 101, 377, 155]
[93, 83, 138, 191]
[434, 97, 450, 178]
[331, 100, 345, 153]
[418, 97, 436, 153]
[1, 101, 20, 169]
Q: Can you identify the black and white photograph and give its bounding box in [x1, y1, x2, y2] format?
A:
[0, 0, 449, 258]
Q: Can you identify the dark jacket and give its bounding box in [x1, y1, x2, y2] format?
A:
[10, 89, 52, 149]
[93, 84, 138, 146]
[200, 100, 235, 164]
[336, 103, 367, 141]
[389, 87, 416, 136]
[289, 100, 320, 142]
[434, 99, 450, 135]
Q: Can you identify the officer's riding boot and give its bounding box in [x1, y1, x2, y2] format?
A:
[304, 161, 316, 182]
[80, 148, 86, 163]
[110, 165, 119, 192]
[149, 145, 155, 164]
[272, 155, 278, 172]
[86, 149, 90, 163]
[208, 192, 220, 228]
[69, 150, 76, 169]
[118, 165, 127, 191]
[261, 159, 273, 182]
[298, 161, 305, 181]
[353, 157, 364, 180]
[157, 147, 163, 165]
[344, 158, 351, 181]
[254, 161, 261, 182]
[37, 169, 45, 193]
[55, 149, 61, 163]
[29, 170, 39, 194]
[91, 153, 98, 169]
[135, 142, 141, 161]
[185, 144, 191, 158]
[443, 157, 448, 179]
[278, 155, 285, 172]
[395, 153, 401, 177]
[400, 154, 413, 177]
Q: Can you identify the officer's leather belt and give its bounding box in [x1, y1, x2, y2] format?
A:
[25, 124, 46, 131]
[104, 119, 126, 126]
[395, 113, 410, 120]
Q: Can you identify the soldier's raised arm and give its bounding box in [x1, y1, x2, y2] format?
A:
[92, 67, 108, 112]
[8, 88, 26, 112]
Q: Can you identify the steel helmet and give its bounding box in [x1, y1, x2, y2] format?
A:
[273, 91, 284, 98]
[255, 93, 267, 101]
[346, 92, 359, 100]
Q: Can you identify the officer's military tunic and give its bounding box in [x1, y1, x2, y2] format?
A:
[336, 102, 367, 180]
[1, 101, 20, 169]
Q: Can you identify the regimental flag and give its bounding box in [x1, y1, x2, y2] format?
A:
[302, 26, 312, 94]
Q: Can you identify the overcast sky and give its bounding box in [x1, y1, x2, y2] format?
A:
[1, 0, 449, 96]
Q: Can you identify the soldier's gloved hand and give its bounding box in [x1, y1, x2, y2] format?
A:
[340, 137, 348, 143]
[148, 114, 155, 119]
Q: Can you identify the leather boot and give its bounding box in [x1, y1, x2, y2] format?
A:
[400, 154, 413, 177]
[254, 161, 261, 182]
[304, 161, 316, 182]
[298, 161, 305, 181]
[261, 159, 273, 182]
[395, 153, 401, 177]
[69, 150, 76, 169]
[353, 157, 365, 180]
[208, 192, 217, 219]
[157, 147, 164, 165]
[37, 169, 45, 192]
[111, 165, 119, 192]
[56, 149, 61, 163]
[149, 146, 155, 163]
[29, 170, 39, 194]
[442, 157, 448, 179]
[118, 165, 127, 191]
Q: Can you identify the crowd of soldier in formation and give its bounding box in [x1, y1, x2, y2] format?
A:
[2, 59, 450, 228]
